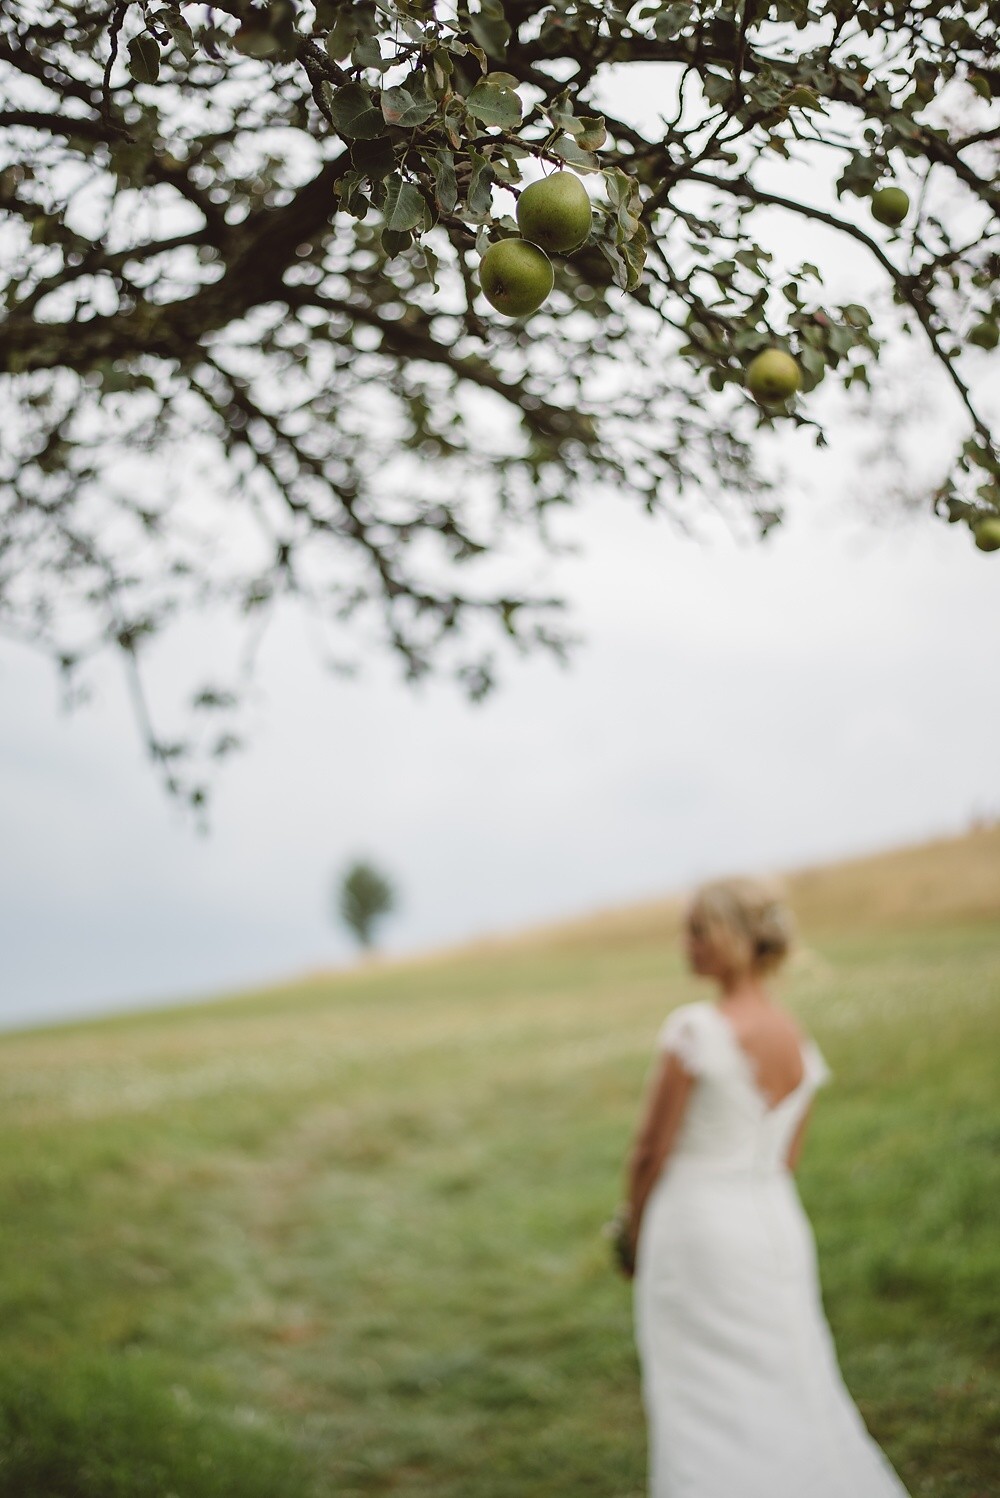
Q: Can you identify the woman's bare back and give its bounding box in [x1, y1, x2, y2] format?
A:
[715, 1001, 807, 1110]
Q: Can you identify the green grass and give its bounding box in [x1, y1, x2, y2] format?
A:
[0, 916, 997, 1496]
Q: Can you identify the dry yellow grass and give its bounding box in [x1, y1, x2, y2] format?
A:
[297, 821, 1000, 984]
[785, 821, 1000, 932]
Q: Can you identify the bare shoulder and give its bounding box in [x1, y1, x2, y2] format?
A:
[722, 1000, 809, 1090]
[725, 1000, 804, 1045]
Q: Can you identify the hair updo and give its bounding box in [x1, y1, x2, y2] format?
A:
[685, 876, 794, 978]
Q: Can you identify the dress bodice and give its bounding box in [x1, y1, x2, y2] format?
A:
[654, 999, 833, 1173]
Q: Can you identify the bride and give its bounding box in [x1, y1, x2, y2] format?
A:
[620, 876, 912, 1498]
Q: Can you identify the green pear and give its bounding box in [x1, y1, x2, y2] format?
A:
[746, 348, 802, 405]
[973, 516, 1000, 552]
[870, 186, 909, 227]
[968, 320, 1000, 350]
[478, 238, 554, 317]
[515, 171, 593, 255]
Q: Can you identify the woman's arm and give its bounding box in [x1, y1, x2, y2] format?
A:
[623, 1050, 696, 1272]
[784, 1099, 814, 1172]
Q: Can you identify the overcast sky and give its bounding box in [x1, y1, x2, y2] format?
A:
[2, 56, 998, 1031]
[3, 438, 997, 1031]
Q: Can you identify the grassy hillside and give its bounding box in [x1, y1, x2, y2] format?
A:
[0, 829, 997, 1496]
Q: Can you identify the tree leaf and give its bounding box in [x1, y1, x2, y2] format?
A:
[428, 149, 458, 213]
[380, 85, 436, 127]
[416, 241, 440, 291]
[127, 34, 160, 84]
[326, 14, 357, 61]
[467, 148, 495, 217]
[352, 35, 384, 69]
[703, 71, 734, 107]
[577, 115, 607, 151]
[599, 241, 628, 290]
[381, 226, 413, 257]
[382, 172, 425, 231]
[552, 135, 600, 172]
[350, 135, 397, 180]
[467, 0, 510, 60]
[466, 79, 522, 128]
[231, 18, 285, 58]
[325, 82, 386, 139]
[153, 7, 195, 60]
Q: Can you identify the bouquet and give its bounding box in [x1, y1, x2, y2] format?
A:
[602, 1202, 636, 1276]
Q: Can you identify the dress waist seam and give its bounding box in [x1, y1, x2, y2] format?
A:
[664, 1157, 791, 1176]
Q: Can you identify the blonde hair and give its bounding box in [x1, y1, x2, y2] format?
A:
[685, 876, 794, 978]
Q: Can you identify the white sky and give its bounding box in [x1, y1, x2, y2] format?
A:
[2, 52, 999, 1030]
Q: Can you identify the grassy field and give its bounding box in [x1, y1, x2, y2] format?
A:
[1, 828, 998, 1496]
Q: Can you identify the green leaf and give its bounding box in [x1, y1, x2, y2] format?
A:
[836, 153, 880, 198]
[652, 2, 694, 39]
[154, 7, 195, 60]
[799, 344, 826, 378]
[231, 18, 285, 58]
[381, 226, 413, 257]
[428, 150, 458, 213]
[703, 72, 734, 107]
[842, 303, 872, 328]
[325, 82, 386, 139]
[548, 91, 578, 134]
[577, 115, 607, 151]
[430, 47, 454, 89]
[780, 85, 822, 111]
[127, 34, 160, 84]
[621, 237, 646, 291]
[552, 135, 600, 172]
[467, 148, 495, 217]
[466, 78, 522, 128]
[352, 35, 384, 68]
[382, 172, 425, 231]
[616, 197, 641, 237]
[350, 135, 397, 180]
[599, 241, 628, 291]
[602, 166, 632, 207]
[827, 324, 855, 357]
[489, 154, 520, 186]
[338, 171, 372, 219]
[467, 1, 510, 60]
[416, 241, 441, 291]
[326, 14, 357, 61]
[485, 70, 520, 89]
[380, 85, 436, 127]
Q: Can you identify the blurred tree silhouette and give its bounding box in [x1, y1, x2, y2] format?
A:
[338, 859, 397, 951]
[3, 0, 998, 827]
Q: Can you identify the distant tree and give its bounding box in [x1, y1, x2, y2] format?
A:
[338, 859, 396, 951]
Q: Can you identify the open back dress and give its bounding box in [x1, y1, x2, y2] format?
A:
[632, 998, 911, 1498]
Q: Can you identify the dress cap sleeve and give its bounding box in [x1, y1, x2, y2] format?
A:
[655, 1002, 710, 1076]
[805, 1037, 833, 1088]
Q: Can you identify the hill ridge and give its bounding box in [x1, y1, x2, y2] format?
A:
[301, 820, 1000, 981]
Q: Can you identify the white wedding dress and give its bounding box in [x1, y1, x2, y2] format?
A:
[633, 999, 912, 1498]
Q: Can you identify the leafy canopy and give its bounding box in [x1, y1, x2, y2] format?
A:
[1, 0, 997, 823]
